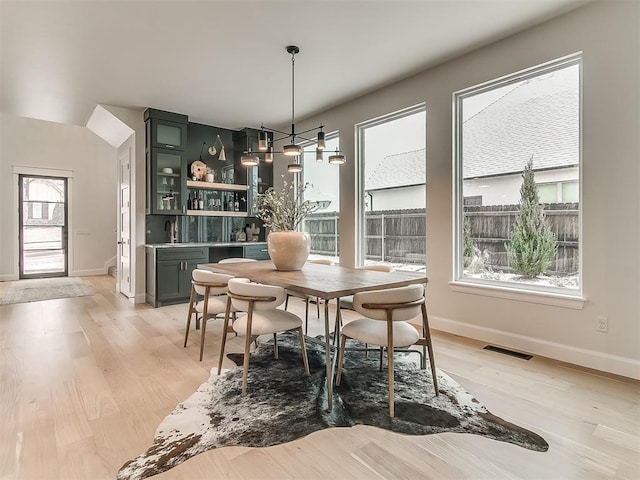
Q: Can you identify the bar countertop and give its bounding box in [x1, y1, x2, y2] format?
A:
[145, 242, 267, 249]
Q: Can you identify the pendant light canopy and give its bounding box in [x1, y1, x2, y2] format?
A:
[240, 46, 346, 172]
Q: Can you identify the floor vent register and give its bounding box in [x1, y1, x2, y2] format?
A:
[483, 345, 533, 360]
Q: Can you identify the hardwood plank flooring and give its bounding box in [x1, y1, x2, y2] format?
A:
[0, 275, 638, 479]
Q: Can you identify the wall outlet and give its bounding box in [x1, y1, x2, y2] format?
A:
[596, 316, 608, 333]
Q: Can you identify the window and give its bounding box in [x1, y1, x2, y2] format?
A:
[454, 55, 581, 296]
[537, 180, 579, 203]
[356, 105, 426, 271]
[301, 133, 340, 262]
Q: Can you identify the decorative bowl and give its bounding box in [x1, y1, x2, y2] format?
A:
[162, 167, 174, 174]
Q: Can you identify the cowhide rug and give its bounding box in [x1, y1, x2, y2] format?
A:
[118, 335, 548, 480]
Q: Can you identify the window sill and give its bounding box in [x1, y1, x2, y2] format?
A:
[449, 280, 586, 310]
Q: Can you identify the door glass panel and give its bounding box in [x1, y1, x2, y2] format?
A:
[157, 124, 182, 147]
[20, 176, 67, 277]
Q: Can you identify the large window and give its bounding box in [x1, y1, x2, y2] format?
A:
[356, 105, 426, 271]
[454, 55, 581, 296]
[302, 133, 341, 262]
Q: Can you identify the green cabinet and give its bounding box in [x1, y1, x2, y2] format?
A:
[145, 109, 188, 150]
[149, 148, 186, 214]
[243, 243, 269, 260]
[145, 109, 189, 215]
[146, 246, 208, 307]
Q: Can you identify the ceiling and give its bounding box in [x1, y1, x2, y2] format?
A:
[0, 0, 590, 130]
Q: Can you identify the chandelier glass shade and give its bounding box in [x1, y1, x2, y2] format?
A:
[241, 46, 345, 173]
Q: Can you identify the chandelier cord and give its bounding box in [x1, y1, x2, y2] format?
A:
[291, 50, 296, 140]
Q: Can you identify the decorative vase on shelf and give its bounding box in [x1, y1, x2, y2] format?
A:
[267, 231, 310, 271]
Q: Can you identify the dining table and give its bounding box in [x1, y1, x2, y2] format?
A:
[197, 259, 430, 410]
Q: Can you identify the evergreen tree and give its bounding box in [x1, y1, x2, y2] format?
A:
[463, 214, 474, 268]
[506, 157, 557, 278]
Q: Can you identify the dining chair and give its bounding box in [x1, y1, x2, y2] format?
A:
[218, 257, 258, 264]
[218, 278, 310, 395]
[184, 269, 235, 361]
[335, 283, 438, 417]
[284, 258, 335, 335]
[339, 264, 396, 310]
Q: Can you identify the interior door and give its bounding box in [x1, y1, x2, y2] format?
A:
[118, 146, 133, 297]
[19, 175, 68, 278]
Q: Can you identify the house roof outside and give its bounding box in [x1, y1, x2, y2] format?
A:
[366, 66, 578, 191]
[366, 148, 426, 191]
[462, 64, 579, 179]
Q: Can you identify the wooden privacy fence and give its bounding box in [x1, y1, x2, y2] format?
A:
[465, 202, 579, 274]
[305, 203, 579, 273]
[304, 209, 427, 265]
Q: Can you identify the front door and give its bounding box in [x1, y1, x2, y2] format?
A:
[19, 175, 68, 278]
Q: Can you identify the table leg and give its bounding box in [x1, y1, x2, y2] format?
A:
[324, 298, 333, 410]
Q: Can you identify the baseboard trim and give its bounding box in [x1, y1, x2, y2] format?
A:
[0, 274, 19, 282]
[134, 293, 147, 304]
[70, 268, 107, 277]
[430, 315, 640, 381]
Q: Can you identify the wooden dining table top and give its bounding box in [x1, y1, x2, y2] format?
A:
[197, 260, 428, 300]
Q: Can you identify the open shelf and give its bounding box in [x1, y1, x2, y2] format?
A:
[187, 180, 248, 191]
[186, 210, 248, 217]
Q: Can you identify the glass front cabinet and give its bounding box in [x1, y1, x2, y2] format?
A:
[145, 108, 188, 215]
[145, 108, 188, 150]
[149, 149, 185, 214]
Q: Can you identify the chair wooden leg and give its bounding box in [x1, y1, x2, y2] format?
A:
[184, 285, 196, 347]
[422, 303, 439, 395]
[284, 294, 290, 310]
[241, 305, 255, 396]
[336, 334, 348, 385]
[199, 287, 210, 362]
[379, 346, 384, 371]
[273, 333, 278, 359]
[387, 314, 395, 417]
[316, 297, 320, 318]
[297, 327, 310, 375]
[217, 297, 233, 375]
[304, 298, 310, 335]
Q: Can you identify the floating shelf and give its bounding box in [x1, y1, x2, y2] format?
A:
[187, 180, 248, 192]
[186, 210, 248, 217]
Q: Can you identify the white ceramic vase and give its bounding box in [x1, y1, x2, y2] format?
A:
[267, 231, 311, 271]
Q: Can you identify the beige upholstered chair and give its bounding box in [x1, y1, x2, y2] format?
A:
[339, 264, 396, 310]
[218, 257, 258, 264]
[218, 278, 310, 395]
[284, 258, 335, 334]
[336, 283, 438, 417]
[184, 269, 235, 361]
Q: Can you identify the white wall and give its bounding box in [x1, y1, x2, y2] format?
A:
[276, 1, 640, 377]
[0, 114, 117, 279]
[369, 185, 425, 211]
[465, 167, 578, 205]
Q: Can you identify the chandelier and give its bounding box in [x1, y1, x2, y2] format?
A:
[240, 45, 346, 173]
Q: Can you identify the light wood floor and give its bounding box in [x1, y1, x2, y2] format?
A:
[0, 275, 638, 480]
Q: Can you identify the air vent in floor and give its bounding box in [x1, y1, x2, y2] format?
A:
[483, 345, 533, 360]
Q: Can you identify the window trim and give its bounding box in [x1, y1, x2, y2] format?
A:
[355, 103, 426, 267]
[452, 52, 583, 299]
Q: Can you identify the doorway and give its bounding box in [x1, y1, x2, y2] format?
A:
[19, 175, 68, 278]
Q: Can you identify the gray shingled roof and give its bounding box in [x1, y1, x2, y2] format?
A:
[463, 66, 579, 179]
[366, 148, 426, 191]
[365, 66, 578, 189]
